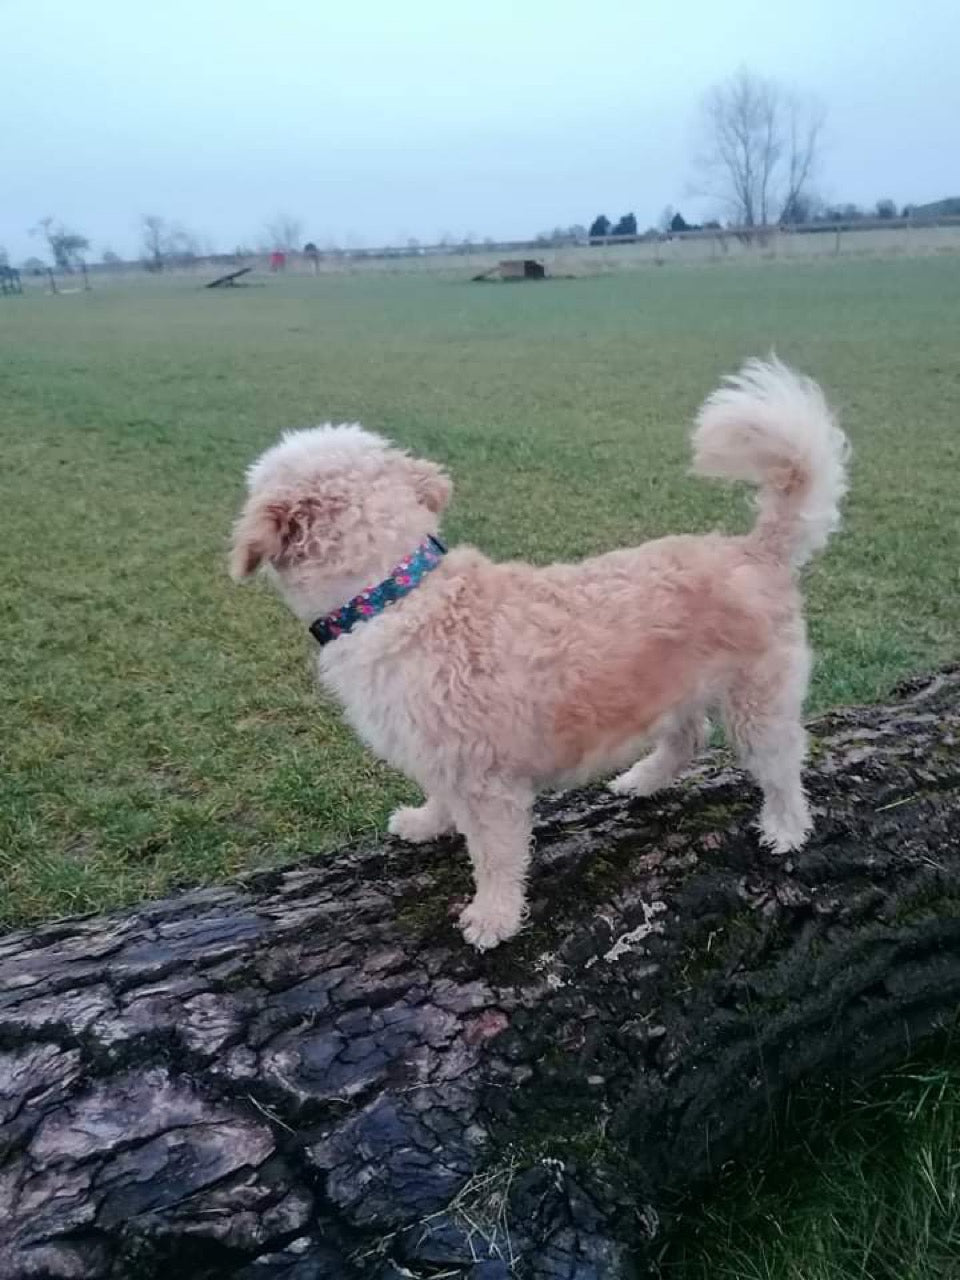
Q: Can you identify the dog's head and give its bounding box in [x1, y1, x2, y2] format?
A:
[230, 424, 451, 621]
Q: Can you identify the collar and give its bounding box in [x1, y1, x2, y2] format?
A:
[309, 535, 447, 647]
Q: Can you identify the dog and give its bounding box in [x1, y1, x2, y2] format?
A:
[230, 358, 848, 950]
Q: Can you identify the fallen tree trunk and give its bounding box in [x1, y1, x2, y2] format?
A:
[2, 668, 959, 1280]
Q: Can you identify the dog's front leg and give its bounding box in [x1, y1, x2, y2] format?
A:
[449, 784, 533, 951]
[388, 796, 455, 844]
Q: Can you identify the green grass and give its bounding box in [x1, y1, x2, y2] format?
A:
[662, 1058, 960, 1280]
[2, 258, 960, 1277]
[1, 258, 959, 926]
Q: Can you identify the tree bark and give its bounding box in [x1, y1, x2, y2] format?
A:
[2, 669, 959, 1280]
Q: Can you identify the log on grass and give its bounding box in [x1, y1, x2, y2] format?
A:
[2, 669, 959, 1279]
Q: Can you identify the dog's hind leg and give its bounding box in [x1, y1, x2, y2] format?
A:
[388, 796, 455, 844]
[608, 709, 708, 798]
[448, 782, 533, 951]
[722, 644, 812, 854]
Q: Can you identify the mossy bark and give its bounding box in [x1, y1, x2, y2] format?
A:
[1, 669, 958, 1279]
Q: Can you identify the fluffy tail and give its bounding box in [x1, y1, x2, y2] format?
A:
[692, 356, 849, 568]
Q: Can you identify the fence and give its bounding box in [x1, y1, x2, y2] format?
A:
[15, 216, 960, 290]
[233, 217, 960, 277]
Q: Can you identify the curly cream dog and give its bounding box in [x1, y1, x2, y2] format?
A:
[230, 358, 848, 950]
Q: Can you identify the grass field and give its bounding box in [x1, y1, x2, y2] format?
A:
[2, 256, 959, 1275]
[1, 257, 959, 927]
[661, 1055, 960, 1279]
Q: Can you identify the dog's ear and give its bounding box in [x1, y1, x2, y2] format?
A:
[229, 501, 288, 581]
[408, 458, 452, 514]
[229, 499, 316, 581]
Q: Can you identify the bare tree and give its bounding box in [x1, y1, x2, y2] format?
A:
[141, 216, 202, 270]
[696, 69, 824, 228]
[31, 217, 90, 271]
[141, 215, 167, 271]
[164, 226, 200, 266]
[262, 214, 303, 253]
[780, 92, 827, 224]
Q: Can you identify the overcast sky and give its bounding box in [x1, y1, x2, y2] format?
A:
[4, 0, 958, 262]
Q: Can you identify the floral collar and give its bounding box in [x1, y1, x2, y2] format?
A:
[309, 536, 447, 647]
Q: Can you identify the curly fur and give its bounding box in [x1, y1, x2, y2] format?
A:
[231, 359, 848, 949]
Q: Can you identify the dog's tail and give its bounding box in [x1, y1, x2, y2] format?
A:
[692, 356, 849, 568]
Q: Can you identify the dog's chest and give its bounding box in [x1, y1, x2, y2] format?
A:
[317, 641, 418, 774]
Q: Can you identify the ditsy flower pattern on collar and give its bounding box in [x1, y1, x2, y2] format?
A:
[309, 536, 446, 647]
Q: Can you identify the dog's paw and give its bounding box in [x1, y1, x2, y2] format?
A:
[388, 804, 453, 844]
[609, 763, 660, 798]
[758, 805, 812, 855]
[459, 897, 524, 951]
